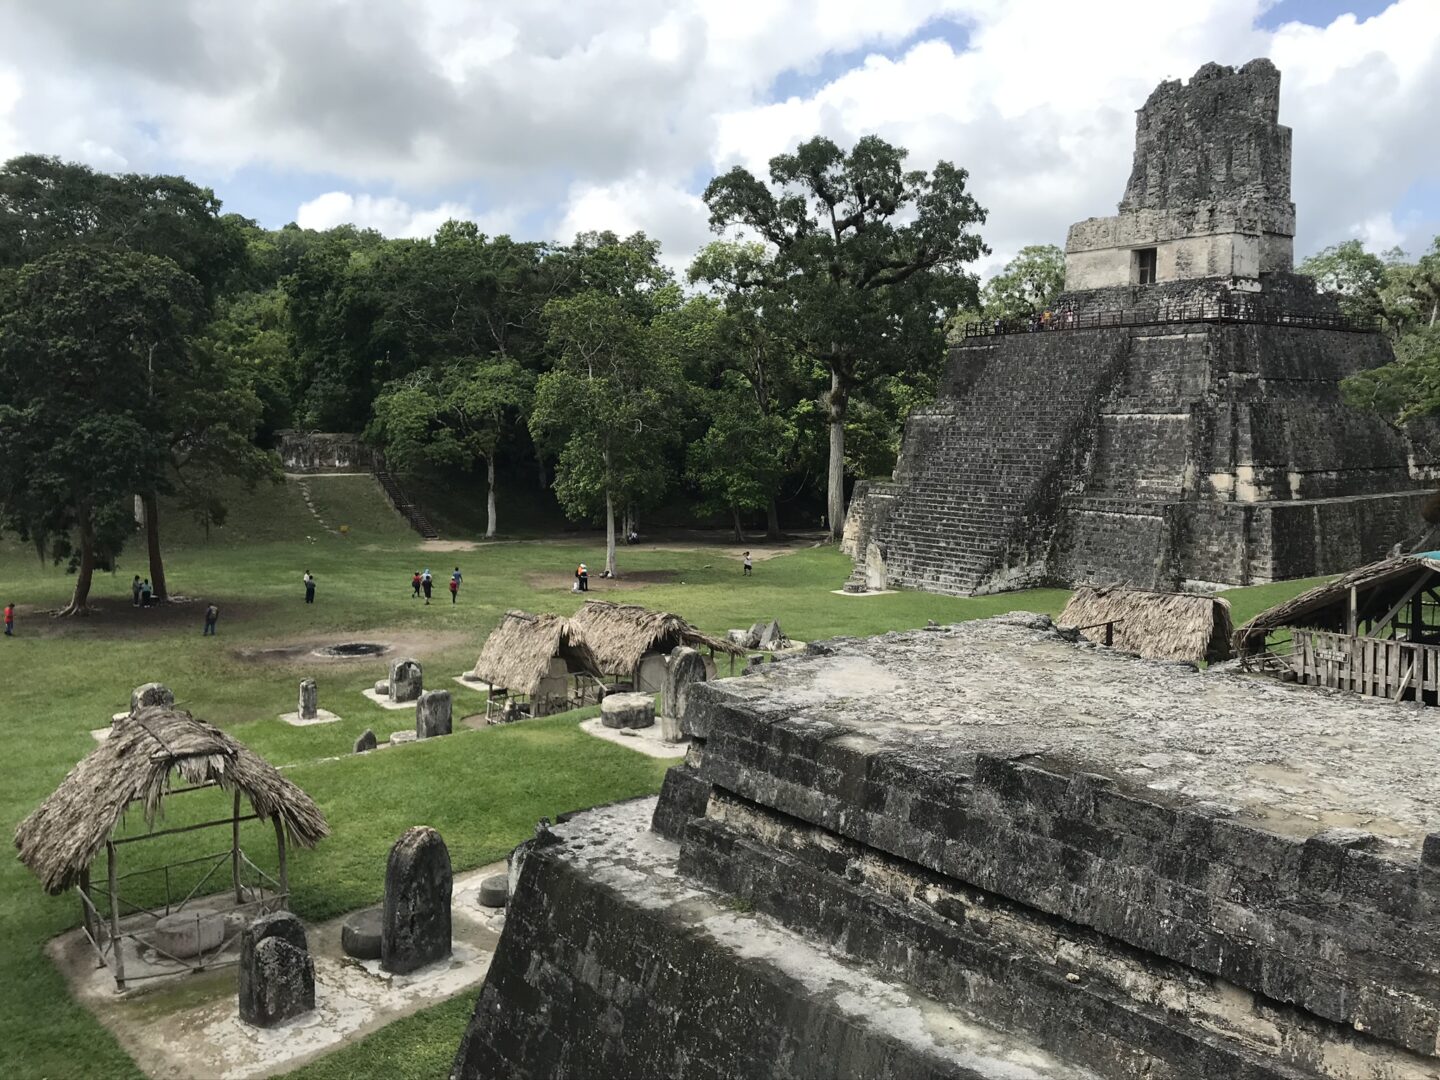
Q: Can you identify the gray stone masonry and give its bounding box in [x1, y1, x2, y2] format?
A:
[666, 618, 1440, 1060]
[388, 658, 422, 702]
[453, 800, 1103, 1080]
[458, 620, 1440, 1076]
[415, 690, 452, 739]
[381, 826, 452, 975]
[1121, 59, 1291, 224]
[852, 308, 1440, 594]
[238, 912, 314, 1028]
[354, 728, 376, 753]
[298, 678, 317, 720]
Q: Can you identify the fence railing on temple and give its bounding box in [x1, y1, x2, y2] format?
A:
[961, 301, 1376, 338]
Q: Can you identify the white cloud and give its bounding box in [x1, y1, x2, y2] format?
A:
[0, 0, 1436, 271]
[295, 191, 520, 239]
[555, 174, 713, 273]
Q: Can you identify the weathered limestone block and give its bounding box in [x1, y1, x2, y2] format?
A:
[341, 908, 382, 960]
[381, 826, 452, 974]
[477, 874, 508, 908]
[153, 911, 224, 959]
[354, 728, 377, 753]
[600, 692, 654, 730]
[373, 679, 390, 696]
[238, 912, 314, 1027]
[415, 690, 452, 739]
[389, 658, 423, 703]
[298, 678, 318, 720]
[661, 646, 706, 742]
[130, 683, 174, 715]
[727, 628, 758, 648]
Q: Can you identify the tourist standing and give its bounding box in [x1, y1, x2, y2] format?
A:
[203, 604, 219, 636]
[411, 570, 422, 598]
[131, 575, 143, 607]
[3, 602, 12, 636]
[141, 579, 153, 608]
[743, 551, 753, 576]
[450, 566, 462, 604]
[304, 571, 316, 604]
[577, 563, 589, 592]
[422, 568, 433, 605]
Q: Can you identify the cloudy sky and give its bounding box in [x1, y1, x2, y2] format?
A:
[2, 0, 1436, 276]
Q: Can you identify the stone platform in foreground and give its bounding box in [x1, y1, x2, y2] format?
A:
[452, 798, 1098, 1080]
[454, 616, 1440, 1078]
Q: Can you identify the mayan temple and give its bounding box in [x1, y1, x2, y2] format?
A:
[845, 58, 1440, 596]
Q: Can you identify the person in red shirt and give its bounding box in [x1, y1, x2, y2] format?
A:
[411, 571, 422, 599]
[3, 603, 13, 636]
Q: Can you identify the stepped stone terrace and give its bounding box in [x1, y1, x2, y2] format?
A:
[454, 615, 1440, 1078]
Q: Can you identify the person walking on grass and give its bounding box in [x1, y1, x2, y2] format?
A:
[411, 570, 422, 598]
[304, 570, 316, 604]
[743, 551, 753, 576]
[577, 563, 589, 592]
[422, 568, 433, 605]
[450, 566, 462, 604]
[203, 603, 219, 636]
[4, 602, 13, 636]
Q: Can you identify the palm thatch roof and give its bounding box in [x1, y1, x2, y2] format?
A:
[1233, 554, 1440, 652]
[472, 610, 603, 695]
[569, 600, 745, 677]
[14, 707, 329, 895]
[1059, 585, 1233, 663]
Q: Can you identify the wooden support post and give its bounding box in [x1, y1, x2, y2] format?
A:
[78, 868, 93, 951]
[107, 841, 126, 989]
[1348, 586, 1358, 637]
[274, 816, 289, 907]
[232, 790, 244, 904]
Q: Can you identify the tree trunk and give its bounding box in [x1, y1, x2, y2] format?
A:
[485, 457, 497, 539]
[765, 497, 781, 541]
[605, 486, 617, 578]
[142, 490, 168, 602]
[60, 509, 97, 616]
[731, 505, 744, 543]
[826, 368, 848, 542]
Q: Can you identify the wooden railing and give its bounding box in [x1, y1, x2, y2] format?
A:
[1290, 628, 1440, 700]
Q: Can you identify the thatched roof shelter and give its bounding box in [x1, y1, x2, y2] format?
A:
[472, 610, 603, 695]
[1059, 585, 1233, 663]
[1233, 553, 1440, 653]
[569, 600, 745, 677]
[14, 707, 329, 895]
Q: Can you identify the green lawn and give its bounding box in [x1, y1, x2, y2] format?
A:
[0, 476, 1325, 1079]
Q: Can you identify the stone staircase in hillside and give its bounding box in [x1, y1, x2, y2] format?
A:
[877, 333, 1131, 594]
[373, 469, 440, 539]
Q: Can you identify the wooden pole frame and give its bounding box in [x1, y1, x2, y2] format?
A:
[107, 841, 126, 989]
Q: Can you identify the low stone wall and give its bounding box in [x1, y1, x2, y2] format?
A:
[276, 431, 374, 474]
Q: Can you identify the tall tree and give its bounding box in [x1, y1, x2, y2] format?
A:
[0, 249, 202, 614]
[368, 358, 533, 537]
[703, 135, 987, 539]
[1, 154, 257, 598]
[688, 239, 811, 538]
[531, 233, 687, 576]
